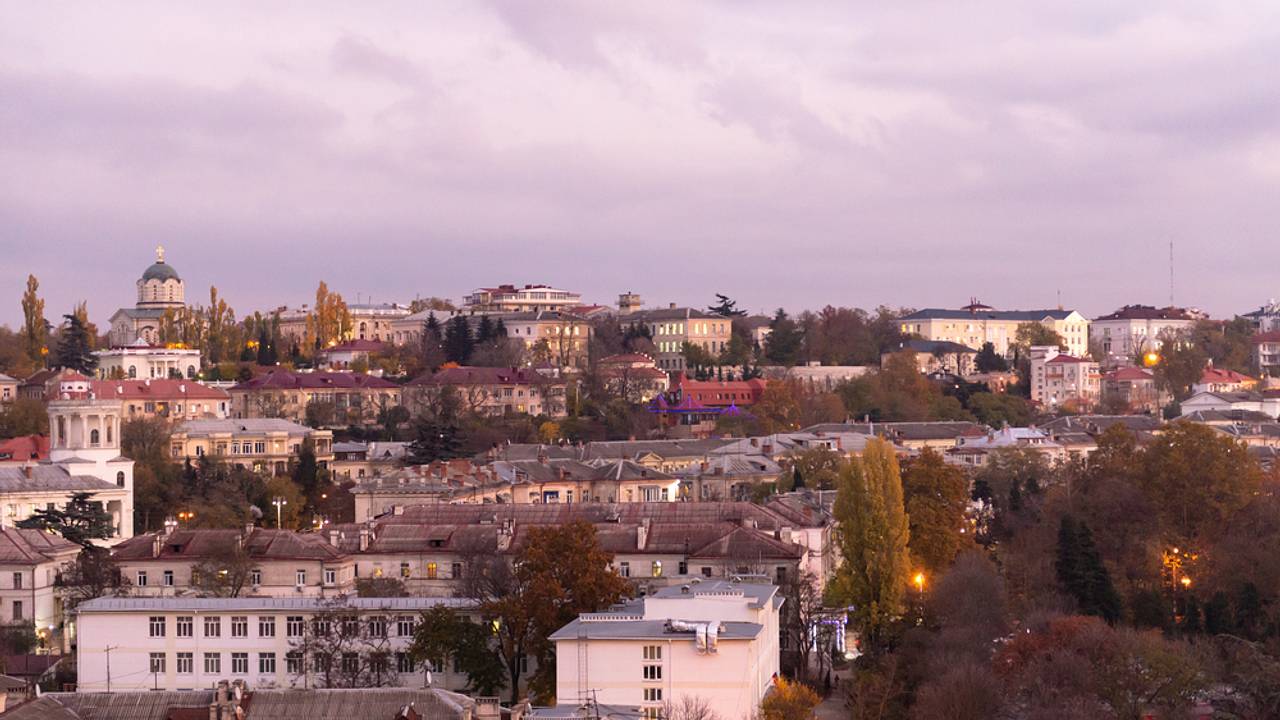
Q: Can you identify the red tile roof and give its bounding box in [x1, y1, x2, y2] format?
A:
[1106, 367, 1154, 381]
[1045, 354, 1094, 364]
[0, 435, 49, 463]
[94, 379, 229, 401]
[231, 370, 399, 391]
[407, 366, 557, 387]
[1253, 331, 1280, 344]
[1200, 367, 1254, 384]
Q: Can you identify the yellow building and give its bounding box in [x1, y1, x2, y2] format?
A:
[168, 419, 333, 476]
[899, 300, 1089, 357]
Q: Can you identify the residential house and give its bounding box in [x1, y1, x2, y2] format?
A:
[1102, 366, 1163, 414]
[169, 418, 334, 475]
[946, 427, 1069, 467]
[761, 364, 872, 392]
[314, 339, 388, 371]
[1030, 346, 1101, 410]
[0, 528, 80, 636]
[1254, 331, 1280, 378]
[1180, 391, 1280, 420]
[229, 370, 401, 426]
[740, 315, 773, 348]
[500, 311, 593, 369]
[1193, 367, 1257, 395]
[1243, 298, 1280, 333]
[671, 375, 767, 410]
[596, 354, 669, 402]
[331, 441, 410, 481]
[111, 526, 355, 598]
[545, 581, 781, 720]
[882, 339, 978, 376]
[0, 437, 47, 465]
[0, 375, 18, 404]
[1090, 305, 1205, 361]
[802, 421, 990, 451]
[899, 300, 1090, 357]
[73, 597, 480, 694]
[405, 366, 567, 418]
[95, 378, 230, 421]
[275, 302, 411, 345]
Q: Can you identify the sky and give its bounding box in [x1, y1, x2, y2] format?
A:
[3, 1, 1280, 328]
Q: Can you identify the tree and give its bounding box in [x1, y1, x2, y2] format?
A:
[764, 309, 805, 366]
[419, 313, 447, 372]
[443, 315, 474, 365]
[780, 570, 837, 686]
[966, 392, 1030, 428]
[292, 438, 332, 517]
[304, 281, 352, 353]
[190, 540, 259, 597]
[17, 492, 113, 547]
[1013, 322, 1065, 354]
[405, 418, 466, 465]
[52, 313, 98, 375]
[830, 439, 910, 650]
[409, 606, 506, 696]
[58, 547, 130, 610]
[1141, 421, 1260, 544]
[760, 677, 820, 720]
[901, 448, 969, 574]
[287, 599, 399, 688]
[20, 274, 47, 366]
[973, 341, 1009, 372]
[1152, 329, 1209, 402]
[0, 397, 50, 439]
[1055, 515, 1122, 623]
[355, 577, 409, 597]
[708, 293, 746, 317]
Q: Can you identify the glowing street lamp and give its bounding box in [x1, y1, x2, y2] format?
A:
[913, 572, 926, 593]
[272, 496, 288, 528]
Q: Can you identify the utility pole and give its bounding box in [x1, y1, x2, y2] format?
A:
[105, 645, 118, 692]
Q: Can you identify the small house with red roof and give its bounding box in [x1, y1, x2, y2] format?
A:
[597, 353, 669, 402]
[1103, 366, 1163, 414]
[1193, 366, 1256, 395]
[229, 370, 402, 426]
[314, 338, 388, 371]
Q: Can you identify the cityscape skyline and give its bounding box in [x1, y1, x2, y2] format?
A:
[4, 2, 1280, 326]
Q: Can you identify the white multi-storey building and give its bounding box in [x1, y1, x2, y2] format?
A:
[545, 580, 781, 720]
[1089, 305, 1204, 361]
[94, 340, 203, 380]
[462, 285, 582, 314]
[1029, 346, 1101, 410]
[899, 300, 1090, 358]
[74, 597, 480, 693]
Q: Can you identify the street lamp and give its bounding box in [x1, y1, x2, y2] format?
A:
[272, 496, 288, 528]
[913, 572, 925, 593]
[177, 511, 195, 524]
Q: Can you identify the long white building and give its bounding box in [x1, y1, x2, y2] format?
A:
[545, 580, 781, 720]
[75, 597, 478, 693]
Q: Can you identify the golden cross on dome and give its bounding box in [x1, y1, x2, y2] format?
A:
[156, 244, 165, 263]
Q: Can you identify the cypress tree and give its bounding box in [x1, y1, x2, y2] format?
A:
[476, 315, 494, 345]
[792, 467, 805, 490]
[444, 315, 474, 365]
[1056, 515, 1121, 623]
[53, 313, 98, 375]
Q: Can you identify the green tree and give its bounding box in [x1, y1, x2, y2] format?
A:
[764, 308, 805, 366]
[17, 492, 114, 547]
[409, 606, 507, 696]
[708, 293, 746, 317]
[292, 439, 332, 517]
[52, 313, 98, 375]
[902, 448, 969, 574]
[830, 438, 910, 649]
[58, 547, 130, 610]
[974, 341, 1008, 372]
[1055, 515, 1122, 623]
[20, 274, 48, 366]
[405, 418, 466, 465]
[1141, 421, 1260, 543]
[444, 315, 474, 365]
[190, 540, 258, 597]
[0, 397, 50, 439]
[1152, 330, 1209, 402]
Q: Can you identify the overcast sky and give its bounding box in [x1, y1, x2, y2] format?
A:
[3, 1, 1280, 328]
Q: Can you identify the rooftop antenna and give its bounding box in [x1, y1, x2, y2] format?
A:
[1169, 241, 1175, 306]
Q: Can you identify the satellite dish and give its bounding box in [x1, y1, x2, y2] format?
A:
[249, 506, 264, 519]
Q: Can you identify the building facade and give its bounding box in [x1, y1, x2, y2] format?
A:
[463, 284, 582, 314]
[1090, 305, 1204, 361]
[0, 528, 80, 634]
[94, 341, 203, 381]
[94, 378, 230, 421]
[228, 370, 401, 426]
[108, 247, 187, 347]
[169, 419, 334, 475]
[1029, 346, 1101, 410]
[621, 306, 733, 372]
[899, 300, 1089, 357]
[405, 367, 567, 418]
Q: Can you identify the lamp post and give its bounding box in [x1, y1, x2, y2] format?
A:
[177, 510, 195, 524]
[272, 496, 288, 529]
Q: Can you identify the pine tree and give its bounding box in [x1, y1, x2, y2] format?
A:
[444, 316, 474, 365]
[1055, 515, 1121, 623]
[764, 308, 804, 366]
[53, 313, 98, 375]
[792, 467, 805, 490]
[16, 492, 114, 548]
[708, 293, 746, 317]
[405, 418, 465, 465]
[476, 315, 494, 345]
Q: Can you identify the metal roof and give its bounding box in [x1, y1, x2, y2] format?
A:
[76, 596, 478, 613]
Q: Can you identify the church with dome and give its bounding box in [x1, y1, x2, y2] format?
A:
[107, 246, 187, 347]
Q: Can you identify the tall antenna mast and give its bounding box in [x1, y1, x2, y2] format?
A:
[1169, 241, 1175, 306]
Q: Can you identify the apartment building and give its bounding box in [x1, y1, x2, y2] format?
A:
[74, 597, 480, 693]
[1255, 331, 1280, 377]
[462, 284, 582, 314]
[1090, 305, 1204, 361]
[545, 580, 781, 720]
[1029, 346, 1101, 410]
[169, 419, 334, 476]
[228, 370, 401, 426]
[899, 300, 1089, 357]
[95, 378, 230, 421]
[405, 366, 567, 418]
[882, 339, 978, 376]
[500, 311, 593, 368]
[621, 306, 733, 372]
[0, 528, 80, 633]
[275, 303, 412, 344]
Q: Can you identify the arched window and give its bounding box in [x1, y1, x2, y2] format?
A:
[187, 366, 196, 379]
[90, 429, 100, 446]
[116, 471, 125, 487]
[128, 366, 137, 378]
[106, 422, 113, 444]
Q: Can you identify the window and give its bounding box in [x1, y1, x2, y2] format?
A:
[11, 601, 21, 621]
[295, 569, 307, 586]
[643, 645, 662, 661]
[250, 569, 261, 585]
[177, 652, 193, 674]
[369, 616, 387, 638]
[232, 653, 248, 674]
[643, 688, 662, 703]
[137, 570, 148, 586]
[324, 569, 336, 586]
[149, 616, 166, 637]
[286, 651, 303, 675]
[425, 562, 437, 579]
[204, 653, 221, 674]
[231, 616, 248, 638]
[149, 652, 166, 674]
[287, 616, 304, 637]
[163, 570, 174, 587]
[314, 653, 331, 673]
[259, 616, 276, 637]
[396, 615, 415, 637]
[341, 652, 359, 674]
[643, 664, 662, 680]
[701, 566, 712, 577]
[451, 562, 463, 579]
[651, 561, 663, 578]
[204, 616, 221, 637]
[678, 561, 688, 575]
[259, 653, 276, 674]
[177, 616, 193, 637]
[342, 616, 360, 637]
[313, 618, 331, 636]
[619, 561, 630, 578]
[12, 572, 22, 590]
[401, 562, 411, 578]
[776, 566, 787, 584]
[396, 652, 416, 674]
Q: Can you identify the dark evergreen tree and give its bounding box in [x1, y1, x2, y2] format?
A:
[405, 418, 466, 465]
[476, 315, 495, 345]
[53, 313, 98, 374]
[792, 467, 806, 490]
[1055, 515, 1122, 623]
[493, 318, 507, 339]
[763, 308, 804, 366]
[17, 492, 114, 547]
[974, 342, 1009, 372]
[708, 294, 746, 317]
[444, 315, 474, 365]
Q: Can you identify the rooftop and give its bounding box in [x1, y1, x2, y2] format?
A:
[176, 418, 321, 436]
[232, 370, 399, 391]
[1093, 304, 1204, 321]
[901, 307, 1078, 322]
[76, 596, 477, 613]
